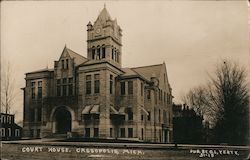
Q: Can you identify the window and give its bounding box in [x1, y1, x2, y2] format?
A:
[31, 82, 35, 99]
[37, 129, 40, 137]
[97, 47, 101, 60]
[141, 114, 144, 121]
[30, 108, 35, 122]
[57, 85, 61, 96]
[110, 75, 113, 94]
[66, 59, 69, 69]
[63, 78, 67, 84]
[159, 109, 161, 123]
[164, 92, 166, 104]
[94, 128, 99, 137]
[120, 128, 125, 138]
[94, 74, 100, 94]
[30, 129, 34, 137]
[68, 78, 73, 83]
[102, 46, 106, 58]
[92, 48, 95, 59]
[120, 82, 125, 95]
[141, 82, 143, 96]
[62, 85, 67, 96]
[38, 81, 42, 99]
[8, 128, 11, 137]
[85, 128, 90, 137]
[128, 81, 133, 95]
[93, 114, 99, 120]
[128, 128, 133, 138]
[112, 48, 114, 59]
[68, 84, 73, 96]
[117, 52, 119, 63]
[15, 129, 20, 137]
[0, 128, 5, 137]
[147, 90, 151, 99]
[86, 75, 91, 94]
[110, 128, 113, 137]
[147, 111, 151, 121]
[37, 108, 42, 122]
[128, 108, 133, 121]
[61, 60, 64, 69]
[141, 128, 144, 140]
[57, 79, 61, 85]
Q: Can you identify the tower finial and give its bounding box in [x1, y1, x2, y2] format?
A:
[104, 3, 106, 8]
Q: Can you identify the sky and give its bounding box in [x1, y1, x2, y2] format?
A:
[1, 1, 249, 123]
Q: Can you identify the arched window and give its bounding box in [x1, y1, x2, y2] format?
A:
[92, 46, 95, 60]
[112, 47, 114, 60]
[102, 45, 106, 58]
[117, 51, 119, 63]
[97, 45, 101, 60]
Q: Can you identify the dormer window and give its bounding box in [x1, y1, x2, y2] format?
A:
[97, 46, 101, 60]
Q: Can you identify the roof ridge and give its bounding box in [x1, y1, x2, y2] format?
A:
[132, 63, 163, 69]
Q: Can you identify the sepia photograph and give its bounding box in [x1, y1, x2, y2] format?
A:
[1, 0, 249, 159]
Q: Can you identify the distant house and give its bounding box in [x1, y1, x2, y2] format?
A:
[0, 113, 22, 140]
[173, 104, 203, 144]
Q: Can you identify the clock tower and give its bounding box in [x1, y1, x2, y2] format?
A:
[87, 6, 122, 68]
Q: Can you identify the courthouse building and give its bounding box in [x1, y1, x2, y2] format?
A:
[23, 6, 173, 143]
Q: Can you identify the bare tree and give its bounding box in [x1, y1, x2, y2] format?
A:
[182, 60, 249, 144]
[1, 61, 16, 114]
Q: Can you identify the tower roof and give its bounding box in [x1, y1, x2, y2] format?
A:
[95, 6, 112, 24]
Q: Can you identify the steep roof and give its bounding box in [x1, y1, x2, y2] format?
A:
[64, 47, 88, 66]
[131, 64, 163, 81]
[95, 6, 111, 24]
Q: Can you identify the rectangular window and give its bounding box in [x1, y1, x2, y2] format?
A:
[62, 85, 67, 96]
[164, 92, 166, 104]
[94, 74, 100, 94]
[128, 108, 133, 121]
[30, 129, 34, 137]
[128, 128, 133, 138]
[68, 78, 73, 83]
[30, 108, 35, 122]
[68, 84, 73, 96]
[57, 79, 61, 85]
[141, 128, 144, 140]
[37, 108, 42, 122]
[147, 111, 151, 121]
[128, 81, 133, 95]
[112, 49, 114, 59]
[94, 128, 99, 137]
[120, 128, 125, 138]
[38, 81, 42, 99]
[0, 128, 5, 137]
[8, 128, 11, 137]
[85, 128, 90, 138]
[37, 129, 40, 137]
[61, 60, 64, 69]
[141, 82, 143, 96]
[66, 59, 69, 69]
[110, 128, 113, 137]
[15, 129, 20, 137]
[141, 114, 144, 121]
[31, 82, 35, 99]
[86, 75, 91, 94]
[120, 82, 125, 95]
[110, 75, 113, 94]
[57, 86, 61, 96]
[147, 90, 151, 99]
[63, 78, 67, 84]
[159, 109, 161, 123]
